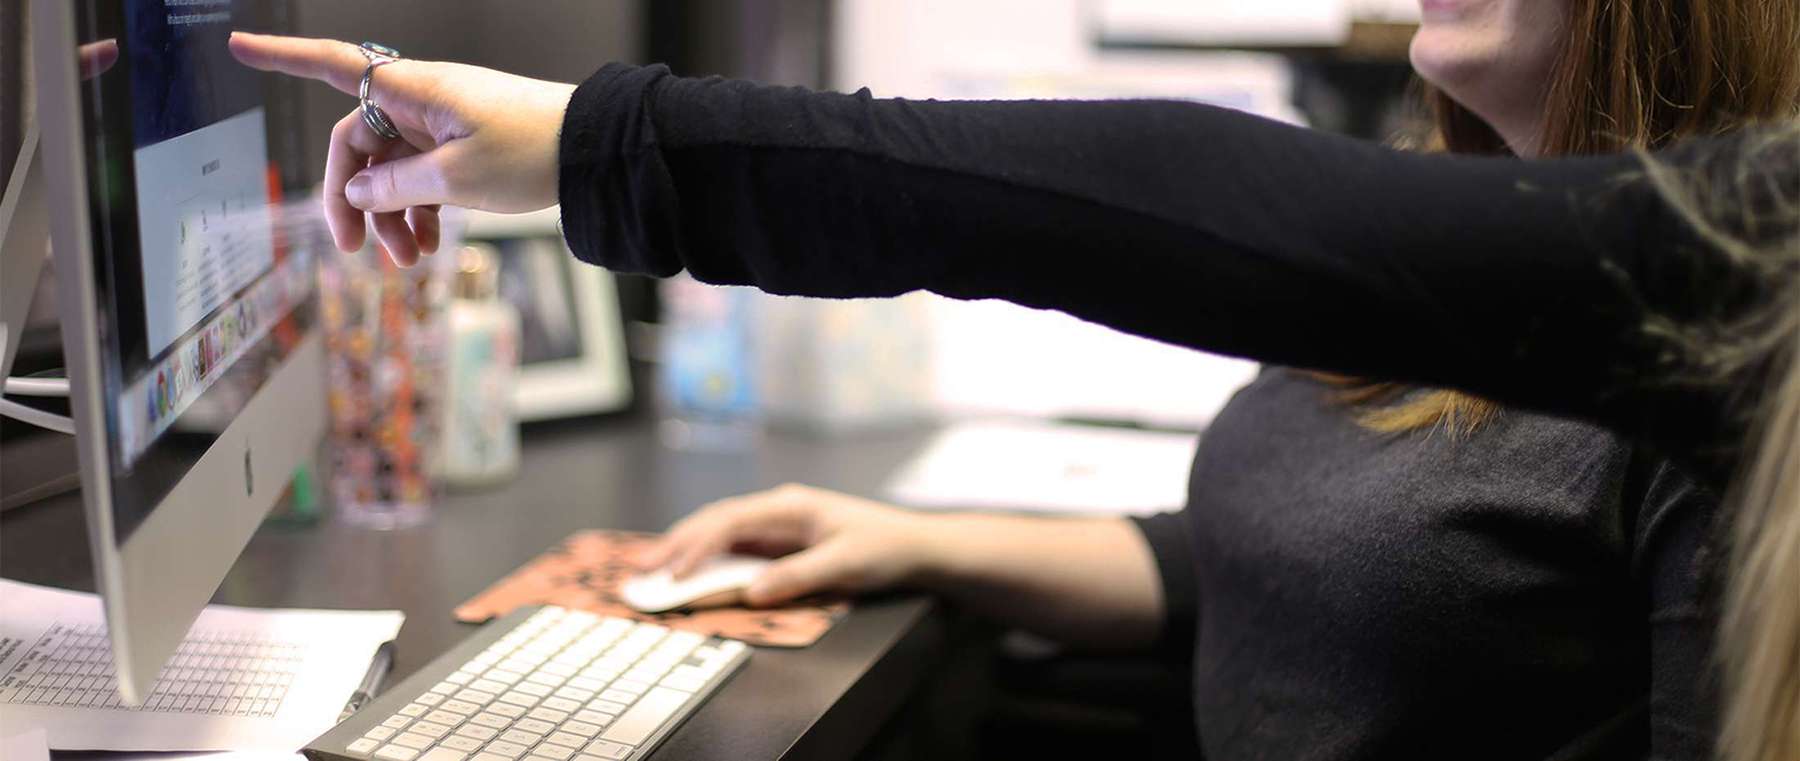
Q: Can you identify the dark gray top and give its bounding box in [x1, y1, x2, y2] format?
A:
[1134, 368, 1718, 760]
[552, 64, 1768, 760]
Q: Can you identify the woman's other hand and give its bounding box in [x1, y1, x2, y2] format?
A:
[638, 484, 936, 608]
[228, 32, 574, 265]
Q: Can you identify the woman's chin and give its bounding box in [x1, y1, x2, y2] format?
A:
[1409, 34, 1491, 96]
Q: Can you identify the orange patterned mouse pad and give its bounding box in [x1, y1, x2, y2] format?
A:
[454, 530, 848, 648]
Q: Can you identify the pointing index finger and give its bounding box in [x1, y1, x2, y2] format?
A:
[228, 32, 369, 95]
[228, 32, 433, 123]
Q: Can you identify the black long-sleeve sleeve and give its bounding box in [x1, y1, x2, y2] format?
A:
[557, 62, 1767, 488]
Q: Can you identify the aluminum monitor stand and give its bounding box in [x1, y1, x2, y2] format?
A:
[1, 122, 48, 384]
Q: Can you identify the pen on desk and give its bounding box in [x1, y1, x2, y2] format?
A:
[1053, 414, 1202, 436]
[339, 641, 396, 721]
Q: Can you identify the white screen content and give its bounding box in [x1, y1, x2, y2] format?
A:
[132, 107, 275, 357]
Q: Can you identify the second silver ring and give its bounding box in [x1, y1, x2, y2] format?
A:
[358, 42, 403, 141]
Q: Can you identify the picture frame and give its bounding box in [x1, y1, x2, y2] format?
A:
[461, 207, 633, 421]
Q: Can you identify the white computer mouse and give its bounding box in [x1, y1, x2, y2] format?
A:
[620, 554, 772, 613]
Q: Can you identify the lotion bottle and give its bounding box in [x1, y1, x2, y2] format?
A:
[439, 244, 521, 487]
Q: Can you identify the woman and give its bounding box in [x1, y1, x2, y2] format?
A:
[227, 1, 1800, 758]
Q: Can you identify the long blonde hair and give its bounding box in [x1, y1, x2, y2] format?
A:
[1348, 0, 1800, 436]
[1640, 124, 1800, 761]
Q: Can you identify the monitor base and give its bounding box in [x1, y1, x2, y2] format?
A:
[2, 123, 48, 384]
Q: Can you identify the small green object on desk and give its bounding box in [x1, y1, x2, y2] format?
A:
[263, 464, 321, 526]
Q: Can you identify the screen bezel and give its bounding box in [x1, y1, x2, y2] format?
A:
[72, 0, 317, 543]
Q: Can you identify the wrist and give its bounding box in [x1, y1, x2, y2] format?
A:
[899, 513, 974, 590]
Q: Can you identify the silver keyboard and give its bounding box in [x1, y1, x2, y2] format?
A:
[318, 607, 749, 761]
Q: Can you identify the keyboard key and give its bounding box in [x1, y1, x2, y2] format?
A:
[572, 710, 614, 727]
[446, 671, 475, 685]
[418, 747, 469, 761]
[456, 723, 500, 741]
[513, 718, 557, 735]
[573, 755, 609, 761]
[409, 720, 452, 739]
[455, 689, 498, 705]
[560, 720, 601, 738]
[425, 710, 467, 726]
[630, 623, 670, 638]
[553, 687, 594, 702]
[480, 740, 529, 759]
[527, 707, 569, 724]
[624, 667, 665, 684]
[600, 687, 690, 746]
[552, 652, 592, 667]
[346, 738, 381, 758]
[610, 680, 649, 696]
[531, 745, 576, 761]
[391, 732, 435, 750]
[484, 669, 523, 685]
[430, 681, 459, 695]
[441, 699, 482, 715]
[470, 679, 507, 694]
[586, 700, 627, 715]
[470, 712, 512, 729]
[541, 697, 582, 713]
[440, 735, 484, 752]
[566, 677, 605, 692]
[374, 744, 420, 761]
[498, 690, 539, 707]
[472, 754, 514, 761]
[498, 729, 543, 746]
[399, 703, 430, 718]
[515, 682, 553, 697]
[417, 692, 446, 706]
[366, 727, 398, 742]
[593, 657, 633, 672]
[584, 740, 632, 760]
[525, 671, 567, 688]
[597, 690, 636, 705]
[383, 715, 414, 729]
[546, 731, 587, 749]
[663, 632, 705, 652]
[488, 702, 527, 718]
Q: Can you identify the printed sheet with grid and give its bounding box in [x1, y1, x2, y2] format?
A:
[0, 578, 402, 752]
[0, 621, 301, 717]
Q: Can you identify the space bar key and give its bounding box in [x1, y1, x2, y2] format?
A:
[598, 687, 694, 746]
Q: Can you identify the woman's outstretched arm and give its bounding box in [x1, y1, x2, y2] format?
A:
[561, 64, 1757, 482]
[229, 35, 1765, 483]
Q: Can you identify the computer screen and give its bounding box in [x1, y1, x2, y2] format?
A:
[73, 0, 316, 542]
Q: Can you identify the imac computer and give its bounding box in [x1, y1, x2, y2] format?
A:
[27, 0, 325, 705]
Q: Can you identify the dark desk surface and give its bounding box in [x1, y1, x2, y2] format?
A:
[1, 415, 951, 761]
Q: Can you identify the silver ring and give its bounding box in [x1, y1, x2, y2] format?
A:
[357, 42, 403, 141]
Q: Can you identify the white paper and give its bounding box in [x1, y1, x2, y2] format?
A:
[2, 728, 50, 761]
[885, 419, 1200, 516]
[0, 579, 402, 753]
[928, 300, 1261, 430]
